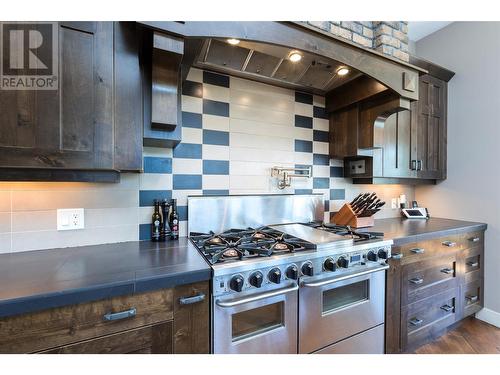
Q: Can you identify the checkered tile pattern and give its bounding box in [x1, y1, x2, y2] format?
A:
[139, 68, 347, 239]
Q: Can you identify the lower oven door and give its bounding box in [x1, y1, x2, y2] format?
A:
[299, 265, 387, 354]
[213, 283, 298, 354]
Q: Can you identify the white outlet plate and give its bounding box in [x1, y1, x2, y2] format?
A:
[391, 198, 398, 209]
[57, 208, 85, 231]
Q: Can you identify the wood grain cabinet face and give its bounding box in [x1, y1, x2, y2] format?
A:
[0, 281, 210, 354]
[386, 230, 485, 353]
[0, 22, 114, 170]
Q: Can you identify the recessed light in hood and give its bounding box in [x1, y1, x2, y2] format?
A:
[337, 67, 350, 76]
[289, 51, 302, 63]
[227, 38, 240, 45]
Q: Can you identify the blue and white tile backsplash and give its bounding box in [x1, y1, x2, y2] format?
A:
[139, 68, 414, 239]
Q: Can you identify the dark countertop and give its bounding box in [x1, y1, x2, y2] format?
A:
[367, 217, 487, 245]
[0, 238, 211, 319]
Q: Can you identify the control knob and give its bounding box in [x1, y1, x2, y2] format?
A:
[229, 275, 244, 292]
[268, 268, 282, 284]
[286, 265, 299, 280]
[337, 256, 349, 268]
[324, 258, 337, 272]
[366, 251, 378, 262]
[301, 262, 314, 277]
[249, 271, 264, 288]
[378, 248, 389, 259]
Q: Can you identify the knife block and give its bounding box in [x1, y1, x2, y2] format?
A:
[333, 203, 375, 228]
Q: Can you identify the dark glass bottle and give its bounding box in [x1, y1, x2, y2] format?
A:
[169, 199, 179, 240]
[160, 199, 170, 241]
[151, 200, 163, 242]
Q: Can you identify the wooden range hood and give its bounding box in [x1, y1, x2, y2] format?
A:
[139, 21, 425, 101]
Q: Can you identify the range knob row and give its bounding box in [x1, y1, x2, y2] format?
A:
[301, 262, 314, 277]
[337, 256, 349, 268]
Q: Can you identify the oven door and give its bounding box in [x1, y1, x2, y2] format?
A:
[298, 265, 388, 354]
[213, 283, 298, 354]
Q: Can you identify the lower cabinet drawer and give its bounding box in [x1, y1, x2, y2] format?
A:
[313, 324, 384, 354]
[461, 279, 483, 318]
[401, 288, 458, 352]
[402, 255, 458, 305]
[39, 321, 173, 354]
[462, 246, 483, 284]
[0, 289, 174, 353]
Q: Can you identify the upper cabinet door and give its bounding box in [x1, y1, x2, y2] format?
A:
[382, 110, 416, 178]
[0, 22, 114, 170]
[414, 75, 447, 180]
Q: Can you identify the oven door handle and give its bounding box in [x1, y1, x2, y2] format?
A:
[301, 264, 390, 288]
[215, 283, 298, 308]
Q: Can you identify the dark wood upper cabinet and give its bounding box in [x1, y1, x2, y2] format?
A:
[0, 22, 145, 181]
[0, 22, 114, 171]
[411, 75, 448, 180]
[328, 58, 453, 184]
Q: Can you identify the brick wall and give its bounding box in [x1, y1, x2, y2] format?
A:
[305, 21, 410, 62]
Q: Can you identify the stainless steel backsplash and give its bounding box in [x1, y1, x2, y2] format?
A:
[188, 194, 324, 234]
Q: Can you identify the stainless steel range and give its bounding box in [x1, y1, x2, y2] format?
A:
[188, 194, 392, 354]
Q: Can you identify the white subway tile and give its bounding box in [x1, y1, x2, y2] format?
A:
[140, 173, 173, 191]
[294, 102, 313, 117]
[203, 83, 230, 102]
[182, 95, 202, 113]
[313, 165, 330, 178]
[172, 190, 203, 206]
[172, 158, 202, 175]
[203, 144, 230, 160]
[313, 141, 329, 154]
[182, 127, 203, 144]
[143, 147, 173, 158]
[230, 175, 269, 190]
[230, 89, 293, 112]
[0, 233, 11, 253]
[313, 118, 329, 131]
[186, 67, 203, 82]
[203, 114, 230, 131]
[230, 147, 294, 164]
[293, 127, 313, 140]
[230, 132, 293, 151]
[230, 119, 294, 139]
[230, 76, 293, 98]
[230, 104, 293, 126]
[203, 175, 230, 190]
[314, 95, 325, 107]
[294, 152, 313, 165]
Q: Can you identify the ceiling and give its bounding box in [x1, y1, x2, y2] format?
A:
[408, 21, 453, 41]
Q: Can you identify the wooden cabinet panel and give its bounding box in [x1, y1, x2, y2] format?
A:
[401, 288, 458, 352]
[173, 281, 210, 354]
[0, 288, 173, 353]
[386, 229, 485, 353]
[40, 322, 173, 354]
[0, 22, 114, 170]
[412, 75, 447, 180]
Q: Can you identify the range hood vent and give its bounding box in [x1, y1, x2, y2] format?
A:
[192, 38, 361, 94]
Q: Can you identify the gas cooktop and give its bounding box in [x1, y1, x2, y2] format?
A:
[189, 226, 316, 265]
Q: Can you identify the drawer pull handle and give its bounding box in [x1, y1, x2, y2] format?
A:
[103, 308, 137, 321]
[467, 261, 479, 267]
[469, 237, 480, 243]
[442, 241, 457, 247]
[179, 293, 206, 305]
[440, 304, 454, 312]
[466, 295, 479, 303]
[410, 248, 425, 254]
[409, 318, 423, 326]
[409, 277, 424, 285]
[392, 253, 403, 259]
[440, 268, 454, 275]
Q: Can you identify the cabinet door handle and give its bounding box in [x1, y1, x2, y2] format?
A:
[410, 248, 425, 254]
[466, 295, 479, 303]
[469, 237, 480, 243]
[442, 241, 457, 247]
[467, 261, 479, 267]
[103, 308, 137, 321]
[409, 317, 423, 326]
[440, 304, 454, 312]
[179, 293, 206, 305]
[409, 277, 424, 285]
[417, 160, 422, 171]
[392, 252, 403, 259]
[440, 268, 454, 275]
[411, 160, 417, 170]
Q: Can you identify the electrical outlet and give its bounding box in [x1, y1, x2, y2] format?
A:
[57, 208, 85, 231]
[391, 198, 398, 209]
